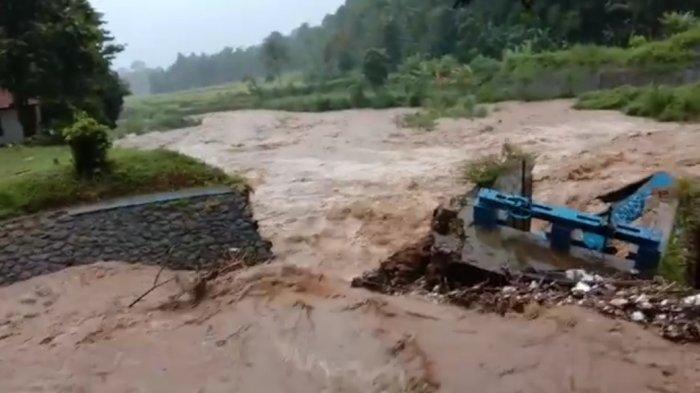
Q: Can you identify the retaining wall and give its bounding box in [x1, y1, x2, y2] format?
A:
[0, 187, 272, 286]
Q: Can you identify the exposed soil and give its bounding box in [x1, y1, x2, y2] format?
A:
[1, 101, 699, 392]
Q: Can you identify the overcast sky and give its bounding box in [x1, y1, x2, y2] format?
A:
[90, 0, 345, 69]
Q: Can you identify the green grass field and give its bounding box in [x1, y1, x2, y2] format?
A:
[116, 75, 309, 137]
[116, 73, 417, 136]
[117, 86, 254, 137]
[0, 146, 242, 220]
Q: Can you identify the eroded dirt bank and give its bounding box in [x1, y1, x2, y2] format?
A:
[1, 101, 699, 392]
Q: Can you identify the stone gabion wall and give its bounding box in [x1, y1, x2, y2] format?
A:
[0, 189, 272, 286]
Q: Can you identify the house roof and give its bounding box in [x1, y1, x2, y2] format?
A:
[0, 90, 13, 109]
[0, 90, 39, 110]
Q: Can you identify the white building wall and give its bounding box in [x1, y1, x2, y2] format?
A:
[0, 109, 25, 145]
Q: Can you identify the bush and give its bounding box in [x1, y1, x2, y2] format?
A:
[370, 91, 400, 109]
[660, 12, 698, 37]
[469, 55, 501, 77]
[407, 92, 424, 107]
[62, 114, 112, 178]
[363, 48, 389, 88]
[463, 143, 533, 187]
[349, 83, 369, 108]
[399, 111, 438, 131]
[314, 96, 339, 111]
[628, 35, 648, 48]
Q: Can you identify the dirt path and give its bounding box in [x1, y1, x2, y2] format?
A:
[1, 101, 699, 392]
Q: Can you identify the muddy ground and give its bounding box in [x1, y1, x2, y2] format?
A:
[1, 100, 699, 392]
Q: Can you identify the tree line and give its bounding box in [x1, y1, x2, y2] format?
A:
[124, 0, 700, 95]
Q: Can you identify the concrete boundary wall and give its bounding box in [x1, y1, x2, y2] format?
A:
[0, 187, 272, 286]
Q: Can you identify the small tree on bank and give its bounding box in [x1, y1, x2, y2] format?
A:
[63, 114, 112, 178]
[363, 49, 389, 88]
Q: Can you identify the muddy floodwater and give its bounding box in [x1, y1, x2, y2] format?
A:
[1, 101, 699, 392]
[121, 100, 700, 279]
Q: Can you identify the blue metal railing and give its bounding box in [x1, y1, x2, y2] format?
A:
[473, 182, 667, 271]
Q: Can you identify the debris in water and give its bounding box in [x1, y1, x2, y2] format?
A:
[631, 311, 646, 323]
[566, 269, 602, 284]
[683, 294, 700, 307]
[355, 241, 700, 342]
[354, 175, 699, 343]
[610, 298, 629, 308]
[571, 282, 592, 296]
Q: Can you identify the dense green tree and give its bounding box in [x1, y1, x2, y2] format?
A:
[98, 71, 130, 128]
[0, 0, 126, 130]
[363, 48, 389, 87]
[323, 32, 357, 76]
[119, 61, 153, 96]
[382, 17, 403, 69]
[426, 6, 458, 57]
[147, 46, 267, 94]
[261, 32, 290, 79]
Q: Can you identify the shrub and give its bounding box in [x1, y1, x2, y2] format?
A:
[329, 96, 352, 110]
[464, 155, 507, 187]
[575, 86, 640, 109]
[407, 92, 424, 107]
[475, 83, 511, 102]
[310, 95, 352, 112]
[152, 113, 200, 130]
[463, 143, 533, 187]
[628, 35, 648, 48]
[473, 106, 489, 118]
[245, 77, 263, 97]
[62, 114, 112, 178]
[469, 55, 501, 76]
[363, 48, 389, 88]
[660, 12, 698, 37]
[399, 111, 438, 131]
[442, 95, 489, 119]
[370, 91, 399, 109]
[314, 96, 332, 111]
[349, 83, 369, 108]
[426, 91, 460, 111]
